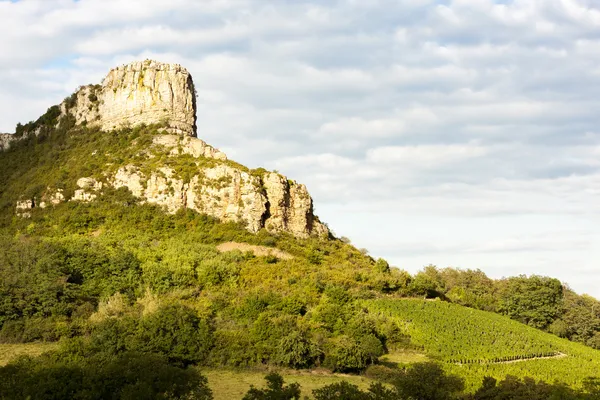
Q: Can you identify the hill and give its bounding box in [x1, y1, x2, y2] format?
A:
[1, 60, 599, 399]
[2, 60, 327, 238]
[367, 299, 600, 390]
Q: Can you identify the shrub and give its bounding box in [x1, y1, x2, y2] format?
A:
[208, 329, 259, 367]
[324, 336, 368, 372]
[392, 362, 464, 400]
[243, 373, 301, 400]
[313, 382, 396, 400]
[0, 352, 212, 400]
[313, 381, 368, 400]
[276, 331, 319, 369]
[133, 304, 213, 365]
[374, 258, 390, 274]
[364, 365, 399, 382]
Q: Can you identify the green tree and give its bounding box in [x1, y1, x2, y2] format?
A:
[242, 373, 301, 400]
[0, 352, 212, 400]
[133, 304, 213, 365]
[313, 382, 396, 400]
[392, 362, 464, 400]
[276, 330, 319, 369]
[497, 275, 563, 329]
[324, 335, 368, 372]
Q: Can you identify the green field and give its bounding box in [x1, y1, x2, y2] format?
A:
[0, 343, 58, 367]
[204, 369, 372, 400]
[367, 298, 600, 390]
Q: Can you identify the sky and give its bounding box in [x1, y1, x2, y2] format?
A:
[1, 0, 599, 297]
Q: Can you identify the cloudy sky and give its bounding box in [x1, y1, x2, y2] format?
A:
[1, 0, 599, 297]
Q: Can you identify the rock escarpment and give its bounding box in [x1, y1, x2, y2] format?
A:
[108, 160, 328, 238]
[11, 60, 329, 238]
[61, 60, 197, 136]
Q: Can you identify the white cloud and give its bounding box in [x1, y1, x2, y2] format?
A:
[365, 144, 488, 166]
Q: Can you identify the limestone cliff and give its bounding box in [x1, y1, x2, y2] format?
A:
[107, 155, 328, 238]
[11, 60, 329, 238]
[61, 60, 197, 136]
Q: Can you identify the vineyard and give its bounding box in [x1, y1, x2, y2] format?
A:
[366, 298, 600, 390]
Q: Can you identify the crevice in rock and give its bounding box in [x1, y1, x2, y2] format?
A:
[259, 176, 271, 229]
[261, 200, 271, 228]
[188, 75, 198, 137]
[282, 180, 291, 228]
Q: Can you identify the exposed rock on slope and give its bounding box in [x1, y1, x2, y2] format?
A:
[9, 60, 329, 238]
[152, 135, 226, 161]
[61, 60, 197, 136]
[109, 155, 328, 238]
[0, 134, 13, 151]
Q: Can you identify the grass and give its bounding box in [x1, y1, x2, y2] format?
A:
[203, 368, 373, 400]
[380, 350, 429, 365]
[216, 242, 294, 260]
[0, 342, 59, 366]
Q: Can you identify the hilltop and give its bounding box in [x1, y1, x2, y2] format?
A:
[0, 61, 599, 399]
[1, 60, 327, 238]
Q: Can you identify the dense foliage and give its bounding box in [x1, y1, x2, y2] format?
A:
[0, 190, 407, 373]
[0, 351, 212, 400]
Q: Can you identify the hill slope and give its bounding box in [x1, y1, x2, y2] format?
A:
[367, 299, 600, 389]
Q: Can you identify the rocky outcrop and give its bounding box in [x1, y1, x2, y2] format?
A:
[61, 60, 197, 136]
[72, 178, 103, 202]
[16, 199, 34, 217]
[10, 60, 329, 238]
[112, 164, 268, 234]
[0, 134, 14, 151]
[263, 173, 329, 238]
[152, 135, 227, 160]
[39, 189, 65, 208]
[110, 161, 328, 237]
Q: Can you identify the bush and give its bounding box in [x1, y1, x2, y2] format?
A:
[324, 336, 368, 372]
[276, 331, 319, 369]
[374, 258, 390, 274]
[208, 330, 259, 367]
[133, 304, 213, 365]
[313, 381, 369, 400]
[243, 373, 301, 400]
[0, 352, 212, 400]
[364, 365, 399, 382]
[392, 362, 464, 400]
[0, 317, 72, 344]
[313, 382, 396, 400]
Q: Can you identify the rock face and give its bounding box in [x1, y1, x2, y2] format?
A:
[110, 157, 328, 238]
[152, 135, 227, 160]
[61, 60, 197, 136]
[72, 178, 103, 202]
[263, 173, 329, 237]
[0, 134, 14, 151]
[11, 60, 329, 238]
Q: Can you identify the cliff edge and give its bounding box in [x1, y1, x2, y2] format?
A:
[61, 60, 196, 136]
